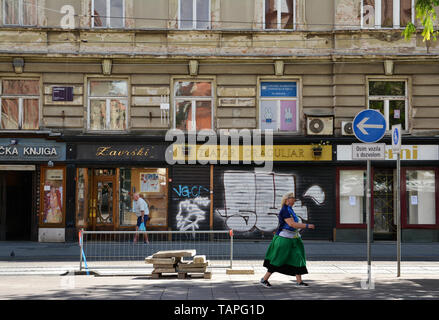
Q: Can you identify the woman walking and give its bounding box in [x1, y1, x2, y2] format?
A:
[260, 192, 315, 288]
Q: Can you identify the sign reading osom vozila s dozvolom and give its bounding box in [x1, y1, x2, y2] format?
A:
[352, 143, 385, 160]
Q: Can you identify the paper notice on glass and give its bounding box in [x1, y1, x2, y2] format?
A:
[349, 196, 356, 206]
[44, 185, 51, 191]
[411, 195, 418, 205]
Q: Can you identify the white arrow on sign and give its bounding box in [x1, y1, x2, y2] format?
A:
[357, 117, 384, 135]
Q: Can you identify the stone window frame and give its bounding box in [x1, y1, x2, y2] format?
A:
[0, 76, 42, 131]
[366, 76, 410, 133]
[178, 0, 211, 30]
[85, 76, 130, 133]
[263, 0, 296, 31]
[91, 0, 126, 28]
[361, 0, 415, 29]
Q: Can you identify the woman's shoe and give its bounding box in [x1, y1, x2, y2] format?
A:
[260, 278, 272, 288]
[296, 281, 309, 287]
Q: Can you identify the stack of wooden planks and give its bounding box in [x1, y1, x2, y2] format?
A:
[145, 250, 211, 279]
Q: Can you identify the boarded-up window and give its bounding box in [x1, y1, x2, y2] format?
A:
[0, 80, 39, 130]
[265, 0, 294, 29]
[93, 0, 124, 28]
[174, 81, 213, 131]
[4, 0, 37, 26]
[88, 80, 128, 131]
[179, 0, 210, 29]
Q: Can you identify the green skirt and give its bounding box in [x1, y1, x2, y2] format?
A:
[263, 235, 308, 276]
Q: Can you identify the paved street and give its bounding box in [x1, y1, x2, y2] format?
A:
[0, 241, 438, 301]
[0, 261, 438, 300]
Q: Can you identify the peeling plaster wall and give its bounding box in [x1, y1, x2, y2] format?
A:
[133, 0, 168, 29]
[220, 0, 254, 30]
[45, 0, 81, 28]
[335, 0, 361, 30]
[305, 0, 334, 31]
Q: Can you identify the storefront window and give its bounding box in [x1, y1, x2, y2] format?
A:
[406, 170, 436, 225]
[76, 168, 88, 228]
[41, 168, 65, 225]
[119, 168, 168, 227]
[119, 168, 133, 225]
[339, 170, 366, 224]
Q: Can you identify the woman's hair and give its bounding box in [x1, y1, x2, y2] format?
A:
[280, 192, 295, 207]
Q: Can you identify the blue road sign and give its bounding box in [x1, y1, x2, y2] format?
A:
[353, 109, 386, 143]
[392, 124, 401, 153]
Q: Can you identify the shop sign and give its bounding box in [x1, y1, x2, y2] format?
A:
[172, 145, 332, 162]
[0, 139, 66, 161]
[337, 145, 439, 161]
[76, 144, 167, 161]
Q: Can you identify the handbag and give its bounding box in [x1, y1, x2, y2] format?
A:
[138, 222, 146, 231]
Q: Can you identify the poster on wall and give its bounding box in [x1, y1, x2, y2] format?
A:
[280, 100, 296, 131]
[140, 173, 160, 193]
[260, 101, 278, 130]
[43, 169, 63, 224]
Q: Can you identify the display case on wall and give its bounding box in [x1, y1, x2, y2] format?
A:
[40, 166, 66, 227]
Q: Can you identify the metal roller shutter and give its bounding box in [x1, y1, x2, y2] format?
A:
[169, 166, 211, 232]
[213, 165, 335, 240]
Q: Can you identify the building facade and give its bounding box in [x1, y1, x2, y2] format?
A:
[0, 0, 438, 242]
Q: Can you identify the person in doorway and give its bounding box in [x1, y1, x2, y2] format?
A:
[260, 192, 315, 288]
[133, 193, 149, 244]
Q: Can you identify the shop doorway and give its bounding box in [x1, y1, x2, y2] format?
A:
[0, 171, 33, 240]
[373, 169, 396, 241]
[89, 169, 117, 230]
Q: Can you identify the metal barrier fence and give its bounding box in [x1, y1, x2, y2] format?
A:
[79, 230, 233, 271]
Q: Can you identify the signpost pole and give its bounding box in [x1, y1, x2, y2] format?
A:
[397, 151, 401, 277]
[392, 124, 402, 278]
[353, 109, 387, 290]
[366, 159, 372, 287]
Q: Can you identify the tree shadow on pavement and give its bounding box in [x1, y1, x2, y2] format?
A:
[1, 276, 438, 300]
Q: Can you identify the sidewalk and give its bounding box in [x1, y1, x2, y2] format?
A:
[1, 240, 438, 261]
[0, 241, 438, 300]
[0, 261, 438, 300]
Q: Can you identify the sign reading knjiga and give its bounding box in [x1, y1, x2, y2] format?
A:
[172, 145, 332, 162]
[0, 139, 66, 161]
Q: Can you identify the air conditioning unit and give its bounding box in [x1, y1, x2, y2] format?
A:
[306, 116, 334, 136]
[341, 121, 354, 136]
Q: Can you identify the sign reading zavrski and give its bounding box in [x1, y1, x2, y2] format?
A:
[352, 143, 385, 160]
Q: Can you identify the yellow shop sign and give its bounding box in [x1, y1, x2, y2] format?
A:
[172, 145, 332, 162]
